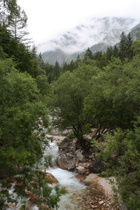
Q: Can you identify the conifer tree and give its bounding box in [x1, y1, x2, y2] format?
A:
[7, 5, 28, 41]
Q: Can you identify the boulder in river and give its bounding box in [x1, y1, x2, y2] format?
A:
[57, 153, 77, 170]
[45, 172, 59, 185]
[59, 137, 71, 150]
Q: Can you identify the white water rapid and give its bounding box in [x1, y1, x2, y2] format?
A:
[4, 132, 86, 210]
[45, 134, 86, 209]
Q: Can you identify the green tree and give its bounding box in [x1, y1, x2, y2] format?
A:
[131, 38, 140, 55]
[112, 45, 119, 57]
[100, 125, 140, 209]
[0, 0, 17, 25]
[51, 64, 99, 146]
[84, 48, 93, 59]
[36, 74, 50, 103]
[84, 56, 140, 132]
[0, 59, 48, 175]
[106, 46, 113, 60]
[119, 32, 133, 61]
[0, 58, 66, 209]
[7, 4, 28, 41]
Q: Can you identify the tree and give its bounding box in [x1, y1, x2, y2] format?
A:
[84, 56, 140, 132]
[50, 64, 99, 146]
[7, 4, 28, 41]
[36, 74, 50, 103]
[0, 58, 49, 175]
[106, 46, 113, 60]
[119, 32, 127, 61]
[112, 45, 119, 57]
[131, 38, 140, 55]
[53, 60, 61, 79]
[83, 48, 93, 63]
[100, 125, 140, 209]
[0, 0, 17, 25]
[119, 32, 133, 61]
[0, 58, 66, 209]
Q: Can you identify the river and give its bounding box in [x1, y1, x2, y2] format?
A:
[31, 134, 86, 210]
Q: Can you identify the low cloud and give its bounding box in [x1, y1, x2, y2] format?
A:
[37, 17, 139, 54]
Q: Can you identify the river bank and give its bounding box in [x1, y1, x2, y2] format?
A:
[57, 174, 119, 210]
[46, 130, 121, 210]
[73, 174, 118, 210]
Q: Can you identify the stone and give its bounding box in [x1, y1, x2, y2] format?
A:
[83, 134, 92, 141]
[59, 138, 71, 150]
[45, 172, 58, 185]
[76, 165, 89, 175]
[84, 174, 98, 184]
[99, 200, 104, 205]
[29, 196, 46, 203]
[39, 204, 49, 209]
[7, 204, 16, 209]
[75, 174, 86, 181]
[55, 138, 64, 145]
[75, 149, 85, 163]
[57, 153, 76, 170]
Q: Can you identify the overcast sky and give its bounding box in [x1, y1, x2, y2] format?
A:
[17, 0, 140, 45]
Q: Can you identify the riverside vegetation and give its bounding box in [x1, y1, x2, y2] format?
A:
[0, 0, 140, 209]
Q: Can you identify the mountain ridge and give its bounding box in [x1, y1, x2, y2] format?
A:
[38, 17, 139, 65]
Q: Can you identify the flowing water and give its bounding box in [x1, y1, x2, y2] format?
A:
[6, 134, 86, 209]
[32, 134, 86, 210]
[45, 134, 86, 209]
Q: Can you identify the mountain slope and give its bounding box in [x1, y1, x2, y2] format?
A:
[39, 17, 139, 65]
[130, 23, 140, 39]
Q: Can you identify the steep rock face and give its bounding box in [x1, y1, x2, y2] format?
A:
[39, 17, 139, 65]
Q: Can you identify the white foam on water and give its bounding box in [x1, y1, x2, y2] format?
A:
[47, 167, 85, 190]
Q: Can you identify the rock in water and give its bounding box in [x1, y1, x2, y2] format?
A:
[45, 172, 59, 184]
[57, 153, 76, 170]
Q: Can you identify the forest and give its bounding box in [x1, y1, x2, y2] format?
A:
[0, 0, 140, 209]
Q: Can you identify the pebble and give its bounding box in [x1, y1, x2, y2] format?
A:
[70, 183, 119, 210]
[99, 201, 104, 205]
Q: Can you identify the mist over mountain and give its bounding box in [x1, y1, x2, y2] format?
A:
[38, 17, 139, 65]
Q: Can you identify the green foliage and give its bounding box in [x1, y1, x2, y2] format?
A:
[0, 59, 48, 175]
[1, 3, 140, 208]
[0, 58, 65, 209]
[0, 167, 66, 209]
[118, 32, 133, 61]
[46, 61, 61, 83]
[36, 75, 50, 98]
[0, 24, 46, 78]
[99, 125, 140, 209]
[83, 48, 93, 62]
[50, 63, 99, 141]
[0, 1, 65, 208]
[84, 55, 140, 131]
[131, 38, 140, 55]
[7, 5, 28, 41]
[0, 0, 18, 25]
[48, 34, 140, 208]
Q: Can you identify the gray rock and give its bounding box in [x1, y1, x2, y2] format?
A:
[57, 153, 76, 170]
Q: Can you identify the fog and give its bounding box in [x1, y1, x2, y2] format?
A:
[18, 0, 140, 45]
[37, 17, 139, 54]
